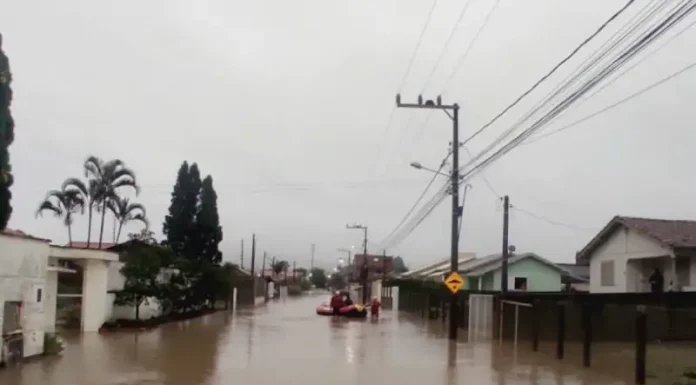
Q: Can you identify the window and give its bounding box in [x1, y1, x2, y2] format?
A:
[513, 277, 528, 291]
[676, 257, 691, 287]
[601, 261, 615, 286]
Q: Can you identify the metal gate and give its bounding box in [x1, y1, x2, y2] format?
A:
[468, 294, 494, 341]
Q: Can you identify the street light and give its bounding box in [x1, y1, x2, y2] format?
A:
[410, 161, 451, 178]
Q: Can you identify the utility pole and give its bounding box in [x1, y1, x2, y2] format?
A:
[311, 243, 315, 270]
[292, 261, 297, 283]
[397, 94, 461, 341]
[261, 252, 267, 277]
[250, 234, 256, 277]
[501, 196, 510, 293]
[240, 238, 244, 269]
[346, 223, 368, 303]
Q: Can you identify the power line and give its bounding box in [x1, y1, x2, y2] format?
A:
[510, 205, 595, 232]
[523, 59, 696, 146]
[441, 0, 501, 94]
[458, 0, 696, 181]
[371, 0, 440, 180]
[420, 0, 473, 93]
[459, 0, 637, 147]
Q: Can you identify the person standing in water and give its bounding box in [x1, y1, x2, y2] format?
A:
[370, 296, 381, 319]
[330, 291, 343, 316]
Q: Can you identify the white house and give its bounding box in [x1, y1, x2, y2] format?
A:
[1, 229, 120, 365]
[576, 216, 696, 293]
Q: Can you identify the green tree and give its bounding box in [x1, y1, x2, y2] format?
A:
[163, 161, 200, 258]
[83, 156, 139, 249]
[36, 188, 85, 246]
[108, 196, 148, 243]
[115, 244, 165, 320]
[309, 268, 327, 289]
[0, 33, 14, 230]
[128, 229, 157, 245]
[195, 175, 222, 264]
[62, 177, 100, 248]
[393, 256, 409, 274]
[271, 260, 289, 277]
[327, 271, 346, 290]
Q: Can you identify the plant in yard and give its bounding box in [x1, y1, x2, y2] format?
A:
[309, 268, 328, 289]
[271, 260, 289, 277]
[61, 177, 100, 247]
[36, 187, 85, 246]
[115, 244, 165, 321]
[43, 333, 64, 355]
[108, 196, 148, 243]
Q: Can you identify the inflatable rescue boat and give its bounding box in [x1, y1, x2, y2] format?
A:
[316, 303, 368, 318]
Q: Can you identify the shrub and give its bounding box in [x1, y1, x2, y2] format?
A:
[287, 285, 303, 296]
[44, 333, 64, 356]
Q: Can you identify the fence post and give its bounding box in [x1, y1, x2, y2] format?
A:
[635, 305, 647, 385]
[582, 304, 592, 368]
[532, 299, 540, 352]
[556, 303, 565, 360]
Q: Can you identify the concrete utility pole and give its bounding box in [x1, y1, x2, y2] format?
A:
[261, 251, 267, 277]
[250, 234, 256, 277]
[501, 196, 510, 293]
[240, 238, 244, 269]
[292, 261, 297, 283]
[397, 94, 461, 341]
[346, 223, 368, 303]
[311, 243, 315, 270]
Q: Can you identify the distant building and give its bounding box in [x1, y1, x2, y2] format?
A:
[351, 254, 394, 281]
[576, 216, 696, 293]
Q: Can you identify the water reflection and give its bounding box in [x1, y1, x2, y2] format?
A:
[0, 295, 634, 385]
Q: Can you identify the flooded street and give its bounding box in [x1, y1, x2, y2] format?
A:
[0, 294, 629, 385]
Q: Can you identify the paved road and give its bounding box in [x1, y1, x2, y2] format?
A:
[0, 294, 628, 385]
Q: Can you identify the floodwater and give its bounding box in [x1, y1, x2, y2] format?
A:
[0, 294, 630, 385]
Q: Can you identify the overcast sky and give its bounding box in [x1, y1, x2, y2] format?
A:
[2, 0, 696, 270]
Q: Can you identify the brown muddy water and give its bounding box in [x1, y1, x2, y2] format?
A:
[0, 295, 635, 385]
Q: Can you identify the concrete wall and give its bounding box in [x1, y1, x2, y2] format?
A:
[484, 258, 563, 292]
[0, 234, 50, 360]
[44, 271, 58, 333]
[589, 227, 673, 293]
[80, 259, 109, 331]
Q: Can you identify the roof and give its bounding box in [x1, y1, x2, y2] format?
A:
[0, 229, 51, 243]
[401, 253, 476, 278]
[66, 241, 116, 250]
[557, 263, 589, 280]
[425, 253, 499, 278]
[576, 216, 696, 264]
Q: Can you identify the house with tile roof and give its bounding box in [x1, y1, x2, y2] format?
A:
[575, 216, 696, 293]
[401, 252, 581, 292]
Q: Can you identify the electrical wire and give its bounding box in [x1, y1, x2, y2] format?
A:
[420, 0, 473, 93]
[441, 0, 501, 95]
[510, 205, 594, 232]
[371, 0, 440, 180]
[459, 0, 696, 179]
[523, 59, 696, 146]
[459, 0, 637, 148]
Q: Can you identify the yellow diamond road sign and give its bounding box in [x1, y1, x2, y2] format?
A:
[444, 271, 464, 294]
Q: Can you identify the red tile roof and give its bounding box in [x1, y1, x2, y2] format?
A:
[576, 216, 696, 264]
[0, 229, 51, 243]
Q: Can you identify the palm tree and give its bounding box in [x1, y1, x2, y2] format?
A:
[61, 178, 99, 248]
[271, 260, 289, 278]
[83, 156, 139, 249]
[36, 188, 85, 246]
[108, 196, 148, 243]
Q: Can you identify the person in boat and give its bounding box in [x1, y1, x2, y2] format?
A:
[343, 292, 354, 306]
[330, 291, 343, 316]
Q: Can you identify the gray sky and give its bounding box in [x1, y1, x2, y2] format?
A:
[3, 0, 696, 270]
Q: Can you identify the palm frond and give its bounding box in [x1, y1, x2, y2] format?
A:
[36, 200, 62, 218]
[83, 156, 104, 179]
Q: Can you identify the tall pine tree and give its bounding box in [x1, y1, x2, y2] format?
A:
[0, 33, 14, 230]
[195, 175, 223, 265]
[163, 162, 196, 256]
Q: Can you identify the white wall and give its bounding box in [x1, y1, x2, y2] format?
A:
[0, 234, 50, 359]
[589, 227, 673, 293]
[44, 271, 58, 334]
[104, 262, 165, 321]
[80, 259, 109, 331]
